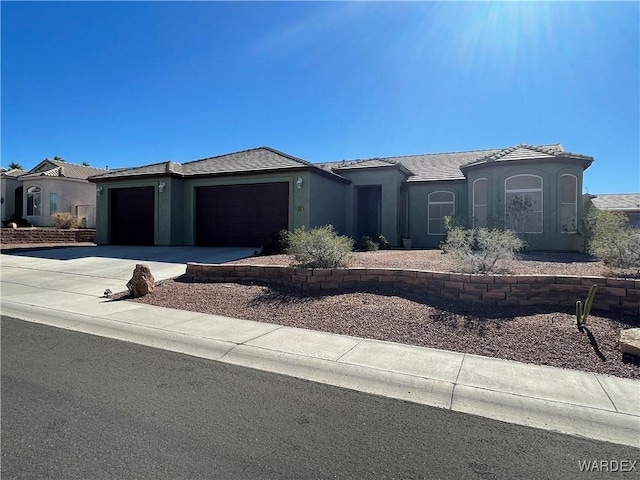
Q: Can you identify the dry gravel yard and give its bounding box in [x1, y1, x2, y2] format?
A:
[130, 250, 640, 379]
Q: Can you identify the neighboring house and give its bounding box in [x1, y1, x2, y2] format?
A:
[1, 159, 107, 228]
[89, 144, 594, 250]
[1, 168, 27, 224]
[584, 193, 640, 227]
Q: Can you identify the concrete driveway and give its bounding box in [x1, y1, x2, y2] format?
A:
[0, 245, 255, 297]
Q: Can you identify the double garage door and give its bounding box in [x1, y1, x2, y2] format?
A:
[196, 182, 289, 247]
[109, 183, 289, 247]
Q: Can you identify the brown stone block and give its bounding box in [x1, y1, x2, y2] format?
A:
[459, 291, 483, 301]
[580, 277, 608, 287]
[440, 288, 459, 299]
[449, 273, 471, 283]
[510, 284, 531, 292]
[463, 283, 487, 292]
[359, 274, 380, 282]
[426, 279, 445, 290]
[555, 277, 582, 285]
[487, 285, 511, 293]
[625, 290, 640, 301]
[483, 291, 506, 300]
[312, 269, 332, 277]
[431, 272, 451, 282]
[469, 275, 495, 284]
[549, 284, 578, 293]
[293, 268, 313, 276]
[494, 275, 518, 284]
[611, 304, 640, 315]
[320, 282, 340, 290]
[606, 278, 636, 288]
[444, 281, 464, 290]
[598, 286, 627, 297]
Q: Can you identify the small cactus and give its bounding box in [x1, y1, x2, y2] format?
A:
[576, 285, 598, 330]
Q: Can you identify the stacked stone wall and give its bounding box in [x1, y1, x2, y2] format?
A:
[1, 228, 95, 244]
[185, 263, 640, 315]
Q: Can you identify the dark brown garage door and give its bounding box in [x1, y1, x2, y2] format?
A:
[110, 186, 155, 245]
[196, 183, 289, 247]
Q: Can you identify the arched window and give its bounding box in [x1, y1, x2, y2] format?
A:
[428, 191, 454, 235]
[560, 174, 577, 233]
[27, 186, 41, 216]
[473, 178, 488, 228]
[505, 175, 543, 233]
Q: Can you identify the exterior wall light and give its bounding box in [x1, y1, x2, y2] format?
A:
[96, 185, 103, 196]
[296, 177, 303, 189]
[158, 181, 166, 193]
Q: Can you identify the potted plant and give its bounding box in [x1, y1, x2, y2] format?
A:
[402, 237, 412, 249]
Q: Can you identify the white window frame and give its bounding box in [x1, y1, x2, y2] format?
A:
[472, 178, 489, 228]
[559, 174, 577, 233]
[428, 191, 455, 235]
[504, 174, 543, 234]
[50, 192, 58, 215]
[27, 186, 42, 217]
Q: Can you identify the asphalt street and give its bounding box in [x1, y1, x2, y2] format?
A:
[2, 316, 638, 479]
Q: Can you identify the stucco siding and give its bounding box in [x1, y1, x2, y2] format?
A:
[339, 168, 406, 246]
[23, 178, 97, 227]
[406, 181, 467, 249]
[308, 172, 347, 234]
[1, 177, 21, 222]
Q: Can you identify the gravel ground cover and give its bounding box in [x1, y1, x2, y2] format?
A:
[130, 250, 640, 379]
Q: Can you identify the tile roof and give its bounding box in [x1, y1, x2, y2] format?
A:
[0, 168, 27, 178]
[589, 193, 640, 211]
[20, 159, 107, 180]
[90, 147, 348, 182]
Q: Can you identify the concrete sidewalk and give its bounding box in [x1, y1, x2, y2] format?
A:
[1, 247, 639, 448]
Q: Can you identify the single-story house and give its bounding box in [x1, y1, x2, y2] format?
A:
[89, 143, 594, 251]
[0, 159, 107, 228]
[584, 193, 640, 227]
[0, 167, 27, 224]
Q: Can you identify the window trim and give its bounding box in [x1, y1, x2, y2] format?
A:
[559, 174, 577, 234]
[472, 178, 489, 228]
[504, 174, 543, 234]
[50, 192, 58, 215]
[26, 185, 42, 217]
[427, 190, 455, 235]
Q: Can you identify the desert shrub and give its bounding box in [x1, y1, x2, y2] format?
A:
[441, 227, 525, 273]
[261, 229, 290, 256]
[376, 234, 390, 250]
[585, 209, 640, 270]
[51, 212, 79, 229]
[355, 236, 379, 252]
[287, 225, 353, 268]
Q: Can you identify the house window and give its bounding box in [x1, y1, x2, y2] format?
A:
[473, 178, 488, 228]
[428, 191, 454, 235]
[559, 174, 577, 233]
[27, 186, 41, 216]
[505, 175, 543, 233]
[50, 192, 58, 215]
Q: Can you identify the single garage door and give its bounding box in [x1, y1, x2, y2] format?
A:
[196, 182, 289, 247]
[110, 186, 155, 245]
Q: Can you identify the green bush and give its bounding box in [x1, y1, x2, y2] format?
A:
[51, 212, 79, 229]
[355, 236, 379, 252]
[441, 227, 525, 273]
[585, 209, 640, 270]
[376, 234, 390, 250]
[287, 225, 353, 268]
[261, 229, 290, 256]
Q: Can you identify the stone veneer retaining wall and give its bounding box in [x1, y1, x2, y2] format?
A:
[0, 228, 95, 244]
[185, 263, 640, 316]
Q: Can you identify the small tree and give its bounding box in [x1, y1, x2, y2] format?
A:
[8, 162, 23, 170]
[441, 226, 525, 274]
[287, 225, 353, 268]
[585, 208, 640, 270]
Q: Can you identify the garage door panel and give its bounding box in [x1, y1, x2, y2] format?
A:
[196, 183, 289, 247]
[110, 187, 155, 245]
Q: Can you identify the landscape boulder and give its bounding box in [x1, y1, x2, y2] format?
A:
[619, 328, 640, 358]
[127, 264, 155, 298]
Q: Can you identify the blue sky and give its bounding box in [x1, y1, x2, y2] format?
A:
[2, 1, 638, 194]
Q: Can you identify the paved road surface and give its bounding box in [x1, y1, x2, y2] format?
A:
[2, 317, 638, 479]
